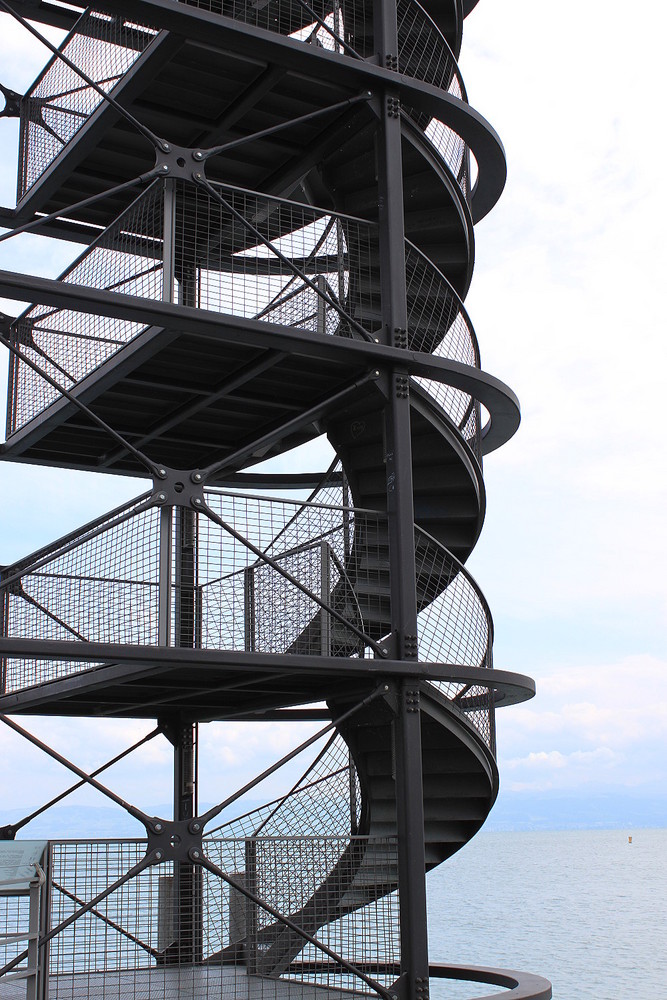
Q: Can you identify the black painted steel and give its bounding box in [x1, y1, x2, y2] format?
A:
[0, 1, 551, 998]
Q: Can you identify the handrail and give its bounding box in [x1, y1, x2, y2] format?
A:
[7, 178, 481, 441]
[429, 962, 552, 1000]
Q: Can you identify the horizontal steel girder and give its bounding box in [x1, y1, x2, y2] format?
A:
[0, 269, 520, 458]
[0, 637, 536, 710]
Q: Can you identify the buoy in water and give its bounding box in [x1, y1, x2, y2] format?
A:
[628, 836, 632, 844]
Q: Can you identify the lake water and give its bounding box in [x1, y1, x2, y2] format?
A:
[426, 828, 667, 999]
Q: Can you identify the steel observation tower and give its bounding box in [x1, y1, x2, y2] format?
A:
[0, 0, 552, 998]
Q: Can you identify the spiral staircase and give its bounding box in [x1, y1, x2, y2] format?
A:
[0, 1, 552, 999]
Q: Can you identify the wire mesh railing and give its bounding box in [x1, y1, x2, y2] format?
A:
[197, 489, 385, 658]
[17, 10, 157, 201]
[180, 0, 371, 56]
[6, 179, 480, 456]
[43, 835, 399, 1000]
[209, 730, 363, 839]
[0, 890, 32, 989]
[6, 181, 165, 433]
[413, 525, 494, 750]
[15, 0, 472, 210]
[404, 241, 482, 460]
[0, 478, 494, 752]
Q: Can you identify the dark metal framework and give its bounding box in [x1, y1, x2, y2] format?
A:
[0, 1, 551, 998]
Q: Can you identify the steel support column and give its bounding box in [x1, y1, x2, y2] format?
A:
[164, 178, 203, 963]
[374, 0, 429, 995]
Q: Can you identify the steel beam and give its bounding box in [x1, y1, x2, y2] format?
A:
[374, 0, 428, 993]
[0, 270, 521, 457]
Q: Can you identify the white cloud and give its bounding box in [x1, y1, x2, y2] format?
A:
[496, 654, 667, 792]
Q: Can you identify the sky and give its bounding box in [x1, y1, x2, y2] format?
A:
[0, 0, 665, 834]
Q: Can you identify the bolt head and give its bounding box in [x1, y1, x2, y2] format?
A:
[192, 850, 200, 859]
[194, 172, 203, 180]
[193, 150, 204, 160]
[155, 851, 162, 860]
[157, 492, 166, 502]
[160, 164, 169, 173]
[155, 823, 163, 832]
[162, 143, 170, 152]
[192, 822, 201, 831]
[193, 472, 202, 482]
[158, 468, 166, 476]
[382, 647, 388, 654]
[193, 497, 202, 505]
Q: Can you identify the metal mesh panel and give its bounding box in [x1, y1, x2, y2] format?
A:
[198, 490, 387, 657]
[0, 495, 160, 693]
[1, 481, 495, 746]
[7, 182, 165, 434]
[424, 119, 470, 202]
[18, 11, 157, 200]
[171, 180, 379, 338]
[414, 529, 490, 670]
[181, 0, 372, 55]
[210, 732, 362, 839]
[45, 836, 397, 1000]
[394, 0, 471, 204]
[412, 527, 494, 748]
[7, 177, 480, 449]
[16, 1, 470, 210]
[405, 243, 482, 459]
[396, 0, 464, 99]
[0, 891, 31, 992]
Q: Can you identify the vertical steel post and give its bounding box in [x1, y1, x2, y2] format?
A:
[320, 540, 331, 656]
[316, 274, 327, 335]
[244, 566, 256, 652]
[373, 2, 429, 997]
[165, 177, 203, 964]
[245, 837, 258, 975]
[0, 571, 7, 695]
[26, 877, 39, 1000]
[158, 508, 172, 646]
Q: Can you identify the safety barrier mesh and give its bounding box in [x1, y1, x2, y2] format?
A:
[7, 182, 165, 434]
[6, 179, 479, 453]
[45, 836, 398, 1000]
[197, 490, 386, 657]
[412, 527, 494, 749]
[0, 890, 31, 988]
[181, 0, 371, 55]
[18, 11, 157, 200]
[209, 732, 362, 839]
[168, 180, 379, 338]
[16, 2, 470, 211]
[405, 242, 482, 461]
[0, 494, 159, 693]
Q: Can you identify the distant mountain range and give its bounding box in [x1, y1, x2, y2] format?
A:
[486, 789, 667, 831]
[4, 790, 665, 840]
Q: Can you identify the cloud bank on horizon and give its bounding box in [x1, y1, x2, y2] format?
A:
[0, 1, 665, 828]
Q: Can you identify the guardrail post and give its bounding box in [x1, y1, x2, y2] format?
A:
[320, 541, 331, 656]
[316, 274, 327, 335]
[158, 508, 172, 646]
[0, 571, 7, 695]
[244, 566, 256, 652]
[245, 838, 258, 975]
